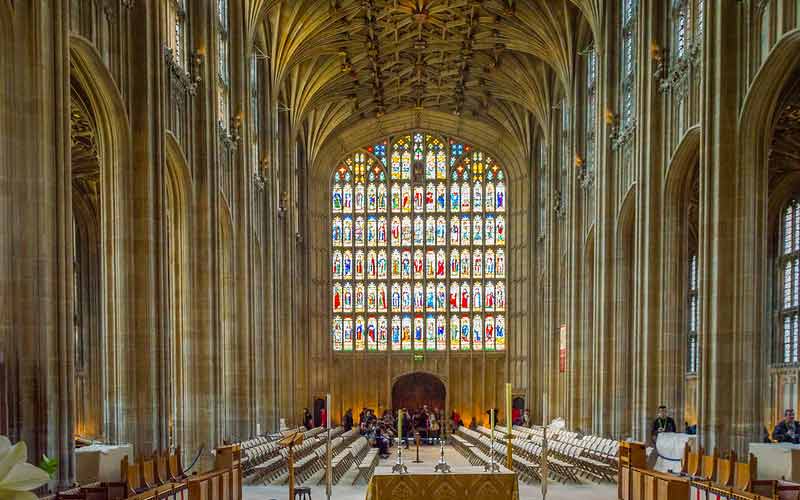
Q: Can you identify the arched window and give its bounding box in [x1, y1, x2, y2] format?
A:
[216, 0, 230, 130]
[672, 0, 689, 59]
[538, 141, 548, 238]
[585, 49, 597, 176]
[620, 0, 637, 128]
[687, 253, 698, 373]
[560, 100, 570, 213]
[331, 133, 507, 353]
[250, 50, 262, 175]
[167, 0, 187, 68]
[694, 0, 704, 42]
[779, 199, 800, 363]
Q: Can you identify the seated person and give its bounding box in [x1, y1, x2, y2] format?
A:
[375, 427, 390, 458]
[774, 409, 800, 443]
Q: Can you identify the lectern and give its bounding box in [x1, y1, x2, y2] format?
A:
[279, 431, 305, 500]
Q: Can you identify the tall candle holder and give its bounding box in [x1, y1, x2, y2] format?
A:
[434, 437, 451, 473]
[392, 443, 408, 474]
[392, 410, 408, 474]
[485, 409, 500, 472]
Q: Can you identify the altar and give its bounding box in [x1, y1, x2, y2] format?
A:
[749, 443, 800, 481]
[366, 465, 519, 500]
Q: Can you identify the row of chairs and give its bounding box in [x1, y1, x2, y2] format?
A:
[509, 425, 619, 481]
[460, 425, 617, 484]
[317, 435, 369, 486]
[283, 432, 357, 485]
[121, 451, 188, 496]
[240, 427, 345, 483]
[681, 447, 762, 493]
[351, 447, 380, 485]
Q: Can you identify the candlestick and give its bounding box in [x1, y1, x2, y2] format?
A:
[505, 383, 513, 470]
[485, 407, 500, 472]
[325, 393, 332, 500]
[392, 409, 408, 474]
[326, 394, 331, 428]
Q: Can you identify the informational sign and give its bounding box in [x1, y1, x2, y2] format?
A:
[559, 324, 567, 373]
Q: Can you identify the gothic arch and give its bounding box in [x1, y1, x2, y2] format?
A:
[218, 201, 236, 441]
[736, 29, 800, 438]
[579, 226, 596, 433]
[310, 109, 529, 182]
[662, 126, 701, 423]
[164, 132, 192, 452]
[613, 189, 637, 438]
[70, 33, 133, 442]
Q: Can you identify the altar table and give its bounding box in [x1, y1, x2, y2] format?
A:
[366, 467, 519, 500]
[75, 443, 133, 484]
[749, 443, 800, 481]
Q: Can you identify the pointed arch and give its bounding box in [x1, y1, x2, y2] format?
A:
[736, 29, 800, 437]
[164, 132, 192, 454]
[69, 33, 133, 442]
[613, 188, 637, 438]
[662, 125, 701, 426]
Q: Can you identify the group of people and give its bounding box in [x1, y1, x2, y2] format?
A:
[303, 404, 537, 459]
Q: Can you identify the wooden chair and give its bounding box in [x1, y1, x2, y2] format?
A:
[716, 450, 737, 487]
[154, 452, 171, 485]
[734, 453, 757, 492]
[701, 447, 719, 482]
[168, 449, 185, 482]
[140, 459, 158, 489]
[682, 444, 703, 477]
[122, 456, 146, 495]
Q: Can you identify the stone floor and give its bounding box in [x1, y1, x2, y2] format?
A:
[243, 443, 617, 500]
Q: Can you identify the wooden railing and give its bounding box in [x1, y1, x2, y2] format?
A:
[618, 441, 800, 500]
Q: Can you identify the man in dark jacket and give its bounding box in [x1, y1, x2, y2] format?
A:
[650, 405, 677, 444]
[774, 409, 800, 443]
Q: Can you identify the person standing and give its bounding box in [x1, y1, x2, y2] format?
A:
[774, 409, 800, 443]
[343, 408, 354, 431]
[650, 405, 677, 444]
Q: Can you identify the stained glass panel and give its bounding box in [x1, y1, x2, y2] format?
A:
[331, 136, 508, 351]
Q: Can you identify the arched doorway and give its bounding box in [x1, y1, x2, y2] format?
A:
[391, 373, 446, 412]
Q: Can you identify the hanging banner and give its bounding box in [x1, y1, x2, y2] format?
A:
[559, 324, 567, 373]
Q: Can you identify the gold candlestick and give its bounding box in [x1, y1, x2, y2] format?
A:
[506, 383, 513, 470]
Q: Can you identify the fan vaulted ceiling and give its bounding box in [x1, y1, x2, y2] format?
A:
[251, 0, 597, 167]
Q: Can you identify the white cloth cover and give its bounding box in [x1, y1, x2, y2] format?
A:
[75, 443, 132, 484]
[547, 418, 566, 432]
[653, 432, 694, 473]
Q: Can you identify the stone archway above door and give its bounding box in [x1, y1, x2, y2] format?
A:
[391, 372, 446, 412]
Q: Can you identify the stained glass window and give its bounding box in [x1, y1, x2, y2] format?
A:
[167, 0, 187, 68]
[585, 49, 597, 175]
[250, 52, 260, 173]
[687, 254, 698, 373]
[779, 199, 800, 364]
[695, 0, 704, 41]
[216, 0, 230, 129]
[331, 134, 507, 352]
[560, 101, 571, 213]
[621, 0, 637, 128]
[673, 1, 688, 59]
[538, 142, 548, 237]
